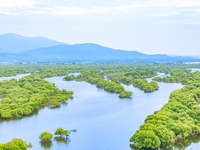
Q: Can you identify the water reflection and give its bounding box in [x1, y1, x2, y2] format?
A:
[130, 136, 200, 150]
[40, 141, 53, 149]
[54, 137, 70, 144]
[0, 75, 185, 150]
[0, 109, 39, 123]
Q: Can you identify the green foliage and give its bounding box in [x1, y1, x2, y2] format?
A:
[130, 130, 161, 149]
[124, 70, 157, 79]
[111, 77, 120, 84]
[119, 91, 133, 98]
[54, 128, 71, 137]
[63, 75, 75, 81]
[118, 75, 133, 84]
[80, 76, 126, 94]
[0, 65, 35, 77]
[0, 74, 73, 119]
[109, 71, 159, 93]
[1, 62, 200, 149]
[131, 70, 200, 149]
[152, 68, 200, 84]
[39, 131, 53, 142]
[0, 138, 32, 150]
[132, 79, 159, 93]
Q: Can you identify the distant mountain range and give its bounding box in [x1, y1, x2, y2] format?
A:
[0, 53, 37, 63]
[0, 33, 198, 63]
[20, 43, 187, 62]
[191, 56, 200, 59]
[0, 33, 65, 53]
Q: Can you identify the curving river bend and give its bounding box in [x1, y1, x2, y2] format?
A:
[0, 72, 200, 150]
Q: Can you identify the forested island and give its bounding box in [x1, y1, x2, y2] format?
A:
[0, 74, 73, 119]
[0, 63, 200, 149]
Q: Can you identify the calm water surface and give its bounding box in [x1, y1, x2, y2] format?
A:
[188, 68, 200, 72]
[0, 74, 198, 150]
[0, 73, 31, 81]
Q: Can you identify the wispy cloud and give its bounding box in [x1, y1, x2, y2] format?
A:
[1, 0, 200, 18]
[0, 0, 36, 8]
[30, 6, 112, 16]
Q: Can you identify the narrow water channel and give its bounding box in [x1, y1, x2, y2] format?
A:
[0, 73, 198, 150]
[0, 73, 31, 81]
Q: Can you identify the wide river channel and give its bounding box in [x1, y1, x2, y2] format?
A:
[0, 71, 200, 150]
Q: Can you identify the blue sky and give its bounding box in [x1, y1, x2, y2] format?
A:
[0, 0, 200, 55]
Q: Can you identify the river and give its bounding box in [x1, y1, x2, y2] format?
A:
[0, 73, 31, 81]
[0, 73, 198, 150]
[188, 68, 200, 73]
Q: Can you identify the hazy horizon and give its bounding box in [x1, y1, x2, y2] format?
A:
[1, 0, 200, 55]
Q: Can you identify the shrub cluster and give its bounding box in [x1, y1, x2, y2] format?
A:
[40, 128, 71, 143]
[0, 138, 32, 150]
[130, 72, 200, 149]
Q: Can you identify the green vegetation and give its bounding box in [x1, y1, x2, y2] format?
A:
[0, 74, 73, 119]
[54, 128, 71, 137]
[119, 91, 133, 98]
[153, 68, 190, 83]
[1, 63, 200, 149]
[0, 63, 199, 79]
[124, 70, 157, 79]
[39, 128, 72, 147]
[39, 131, 53, 142]
[111, 75, 159, 93]
[130, 70, 200, 149]
[0, 65, 35, 77]
[72, 73, 133, 98]
[63, 75, 75, 81]
[110, 70, 157, 85]
[0, 138, 32, 150]
[132, 79, 159, 93]
[87, 76, 125, 93]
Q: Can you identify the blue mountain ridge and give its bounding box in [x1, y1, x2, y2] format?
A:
[21, 43, 189, 62]
[0, 33, 197, 63]
[0, 33, 65, 53]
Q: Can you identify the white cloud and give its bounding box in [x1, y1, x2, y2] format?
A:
[0, 0, 36, 8]
[114, 0, 200, 10]
[29, 0, 200, 16]
[1, 0, 200, 17]
[31, 6, 112, 16]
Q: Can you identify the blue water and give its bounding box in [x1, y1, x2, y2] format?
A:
[0, 73, 31, 81]
[188, 68, 200, 72]
[0, 74, 191, 150]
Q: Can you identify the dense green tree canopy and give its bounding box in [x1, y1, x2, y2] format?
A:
[119, 91, 133, 98]
[0, 63, 200, 149]
[0, 74, 73, 119]
[54, 128, 71, 137]
[63, 75, 75, 81]
[130, 70, 200, 149]
[0, 138, 32, 150]
[39, 131, 53, 142]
